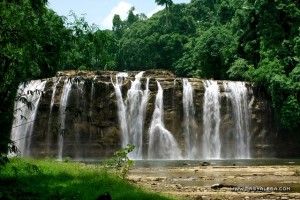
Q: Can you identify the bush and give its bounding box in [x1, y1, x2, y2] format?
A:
[104, 144, 135, 179]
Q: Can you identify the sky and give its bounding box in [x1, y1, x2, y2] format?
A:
[47, 0, 190, 30]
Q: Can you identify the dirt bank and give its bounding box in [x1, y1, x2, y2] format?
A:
[129, 165, 300, 199]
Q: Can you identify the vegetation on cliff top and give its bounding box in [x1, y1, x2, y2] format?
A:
[1, 0, 300, 160]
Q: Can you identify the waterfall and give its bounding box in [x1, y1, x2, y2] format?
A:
[50, 77, 61, 108]
[126, 73, 149, 159]
[224, 82, 251, 158]
[87, 76, 97, 145]
[126, 72, 144, 158]
[112, 72, 129, 147]
[202, 80, 221, 159]
[10, 71, 259, 160]
[148, 81, 182, 159]
[58, 78, 72, 160]
[74, 80, 85, 159]
[47, 77, 61, 154]
[113, 72, 150, 159]
[182, 79, 197, 159]
[89, 76, 97, 116]
[172, 79, 177, 109]
[11, 80, 46, 157]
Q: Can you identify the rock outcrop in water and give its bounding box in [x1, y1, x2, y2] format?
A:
[11, 70, 278, 160]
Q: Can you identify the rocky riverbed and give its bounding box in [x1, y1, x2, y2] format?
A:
[128, 165, 300, 200]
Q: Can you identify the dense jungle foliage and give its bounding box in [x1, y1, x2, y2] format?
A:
[1, 0, 300, 159]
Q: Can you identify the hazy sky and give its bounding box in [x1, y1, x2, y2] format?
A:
[47, 0, 190, 30]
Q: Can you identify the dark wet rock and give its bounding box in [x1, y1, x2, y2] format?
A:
[211, 183, 237, 189]
[200, 162, 211, 166]
[211, 183, 224, 189]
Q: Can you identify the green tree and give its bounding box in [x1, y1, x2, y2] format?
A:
[155, 0, 173, 10]
[155, 0, 173, 24]
[227, 58, 254, 80]
[126, 7, 139, 26]
[116, 3, 195, 71]
[36, 9, 70, 77]
[112, 8, 147, 40]
[233, 0, 300, 130]
[176, 26, 236, 79]
[0, 0, 49, 164]
[63, 12, 117, 70]
[112, 14, 124, 39]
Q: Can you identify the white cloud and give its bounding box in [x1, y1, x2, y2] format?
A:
[101, 1, 133, 29]
[147, 5, 164, 18]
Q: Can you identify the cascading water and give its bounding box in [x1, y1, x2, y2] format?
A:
[10, 71, 258, 160]
[182, 79, 197, 159]
[113, 72, 150, 159]
[202, 80, 221, 159]
[125, 73, 149, 159]
[89, 76, 97, 117]
[47, 77, 61, 154]
[74, 80, 86, 159]
[148, 81, 182, 159]
[11, 80, 46, 157]
[112, 72, 129, 147]
[58, 78, 72, 160]
[50, 77, 61, 108]
[87, 76, 97, 144]
[224, 81, 251, 158]
[172, 79, 177, 109]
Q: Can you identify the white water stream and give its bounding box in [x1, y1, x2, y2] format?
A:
[11, 80, 46, 156]
[58, 78, 72, 160]
[202, 80, 221, 159]
[224, 81, 251, 158]
[182, 79, 197, 159]
[148, 81, 182, 159]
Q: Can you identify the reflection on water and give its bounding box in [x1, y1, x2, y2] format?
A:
[133, 159, 300, 168]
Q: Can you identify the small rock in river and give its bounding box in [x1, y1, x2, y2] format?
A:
[211, 183, 224, 189]
[200, 161, 210, 166]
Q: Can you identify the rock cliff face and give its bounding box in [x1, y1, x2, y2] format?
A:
[11, 70, 278, 160]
